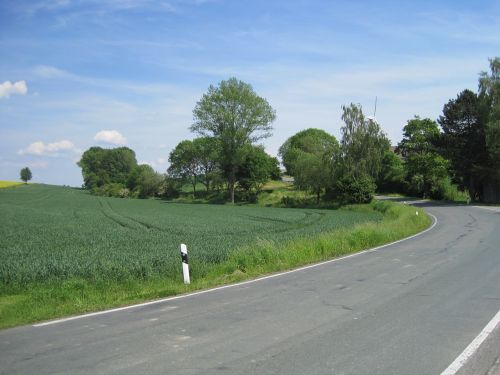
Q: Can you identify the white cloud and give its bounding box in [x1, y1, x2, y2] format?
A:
[33, 65, 74, 79]
[18, 140, 79, 156]
[94, 130, 127, 145]
[0, 80, 28, 99]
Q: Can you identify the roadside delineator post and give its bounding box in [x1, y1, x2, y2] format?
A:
[180, 244, 190, 284]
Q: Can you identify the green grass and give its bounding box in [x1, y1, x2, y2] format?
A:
[0, 184, 431, 328]
[0, 181, 23, 189]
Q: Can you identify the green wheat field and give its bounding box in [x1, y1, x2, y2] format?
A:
[0, 184, 382, 288]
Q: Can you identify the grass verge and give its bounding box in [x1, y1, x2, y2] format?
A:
[0, 200, 431, 329]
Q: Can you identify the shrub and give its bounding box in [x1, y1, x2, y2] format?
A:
[430, 177, 470, 202]
[330, 175, 376, 204]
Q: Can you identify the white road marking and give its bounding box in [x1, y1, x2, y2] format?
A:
[33, 213, 438, 328]
[441, 310, 500, 375]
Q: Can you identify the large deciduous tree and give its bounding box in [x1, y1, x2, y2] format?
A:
[168, 137, 220, 194]
[279, 128, 339, 176]
[279, 128, 339, 202]
[340, 103, 390, 181]
[191, 78, 276, 203]
[236, 145, 280, 197]
[478, 57, 500, 202]
[77, 147, 137, 190]
[398, 117, 449, 198]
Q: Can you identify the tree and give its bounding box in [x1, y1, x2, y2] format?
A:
[437, 90, 487, 199]
[127, 164, 163, 198]
[77, 147, 137, 190]
[293, 151, 332, 203]
[478, 57, 500, 202]
[377, 151, 406, 193]
[168, 137, 220, 194]
[20, 167, 32, 184]
[279, 128, 340, 202]
[340, 103, 390, 181]
[168, 140, 202, 194]
[236, 145, 280, 198]
[192, 137, 220, 192]
[398, 117, 449, 197]
[191, 78, 276, 203]
[279, 128, 339, 176]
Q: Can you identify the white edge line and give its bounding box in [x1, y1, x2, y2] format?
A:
[441, 310, 500, 375]
[33, 212, 438, 328]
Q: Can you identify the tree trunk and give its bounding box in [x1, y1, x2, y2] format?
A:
[228, 169, 236, 204]
[316, 190, 320, 204]
[230, 183, 235, 204]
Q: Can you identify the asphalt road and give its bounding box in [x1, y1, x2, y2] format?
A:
[1, 203, 500, 374]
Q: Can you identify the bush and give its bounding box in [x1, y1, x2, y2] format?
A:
[330, 175, 376, 204]
[91, 183, 126, 197]
[430, 177, 470, 202]
[161, 176, 182, 199]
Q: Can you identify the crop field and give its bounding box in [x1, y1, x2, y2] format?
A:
[0, 184, 382, 288]
[0, 181, 23, 189]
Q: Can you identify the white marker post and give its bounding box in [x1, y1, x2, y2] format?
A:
[180, 244, 190, 284]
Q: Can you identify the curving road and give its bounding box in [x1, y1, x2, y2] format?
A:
[1, 203, 500, 374]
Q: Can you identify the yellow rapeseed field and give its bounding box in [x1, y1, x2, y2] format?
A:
[0, 181, 23, 188]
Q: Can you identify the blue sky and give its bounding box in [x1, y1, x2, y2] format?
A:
[1, 0, 499, 186]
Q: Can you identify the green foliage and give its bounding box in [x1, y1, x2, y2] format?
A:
[279, 128, 339, 175]
[340, 103, 390, 180]
[162, 175, 182, 199]
[19, 167, 32, 183]
[430, 176, 470, 202]
[279, 128, 339, 202]
[293, 151, 331, 203]
[479, 57, 500, 200]
[329, 174, 376, 204]
[191, 78, 276, 203]
[78, 147, 138, 190]
[377, 151, 407, 193]
[127, 164, 163, 198]
[398, 117, 450, 197]
[0, 184, 381, 288]
[437, 90, 488, 198]
[168, 140, 201, 193]
[236, 145, 280, 198]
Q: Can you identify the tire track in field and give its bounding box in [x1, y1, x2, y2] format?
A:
[98, 200, 147, 231]
[103, 201, 165, 232]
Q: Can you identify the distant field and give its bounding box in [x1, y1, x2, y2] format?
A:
[0, 181, 23, 189]
[0, 184, 381, 287]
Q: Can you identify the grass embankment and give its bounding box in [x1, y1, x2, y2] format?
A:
[0, 197, 431, 329]
[0, 181, 23, 189]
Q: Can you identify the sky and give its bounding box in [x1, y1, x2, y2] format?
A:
[1, 0, 499, 186]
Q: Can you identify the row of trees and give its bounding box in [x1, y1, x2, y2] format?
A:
[76, 57, 499, 204]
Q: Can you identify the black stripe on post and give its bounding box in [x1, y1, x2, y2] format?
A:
[181, 252, 188, 264]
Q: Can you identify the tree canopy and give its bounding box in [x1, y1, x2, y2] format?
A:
[20, 167, 32, 184]
[279, 128, 339, 176]
[398, 117, 449, 198]
[78, 147, 137, 190]
[340, 103, 390, 181]
[191, 78, 276, 203]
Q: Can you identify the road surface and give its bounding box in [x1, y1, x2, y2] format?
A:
[1, 203, 499, 374]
